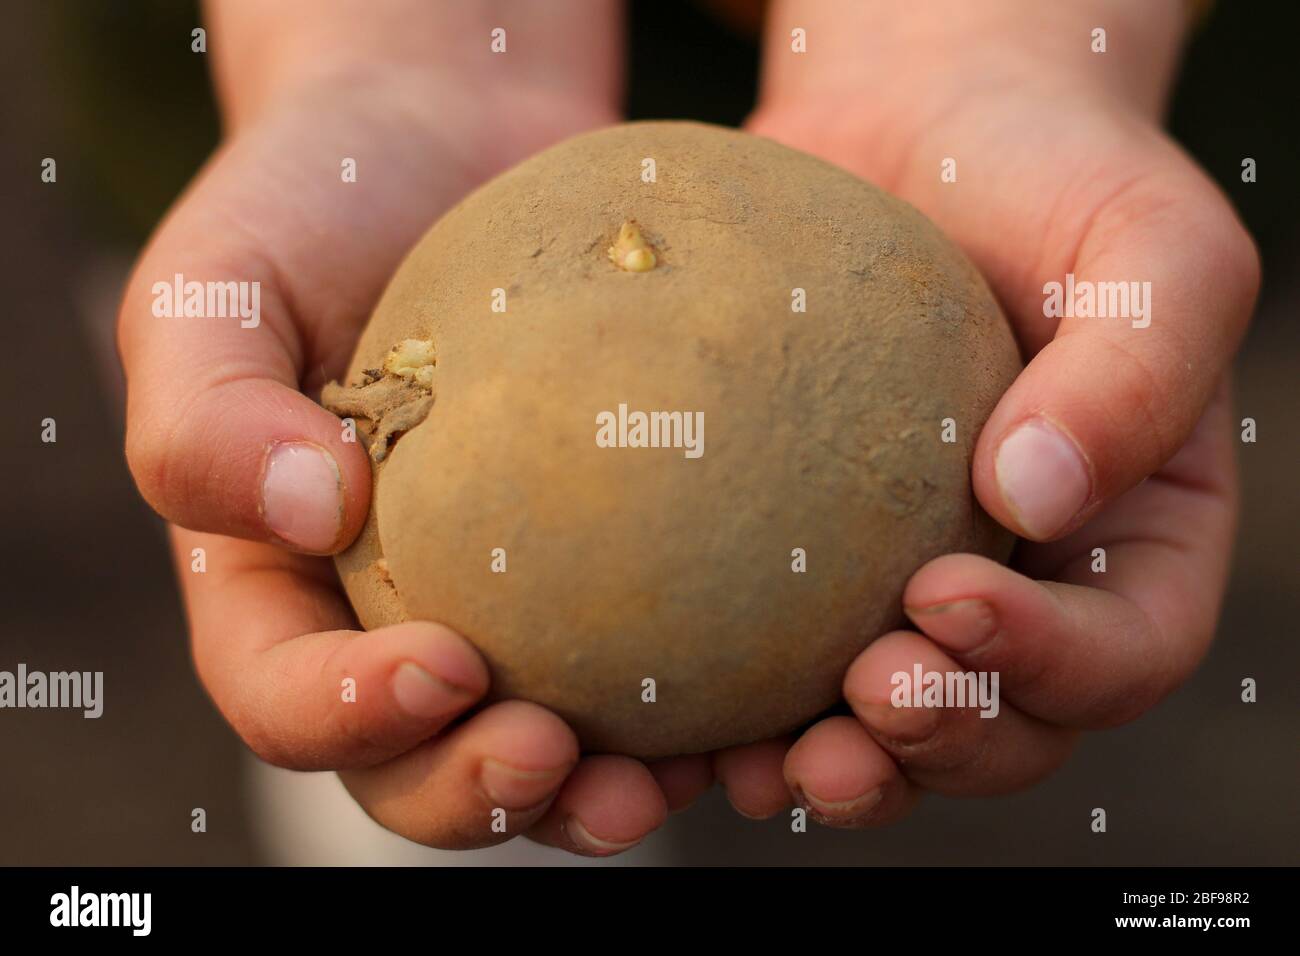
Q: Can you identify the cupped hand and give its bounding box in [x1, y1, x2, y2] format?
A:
[119, 23, 711, 853]
[712, 0, 1259, 824]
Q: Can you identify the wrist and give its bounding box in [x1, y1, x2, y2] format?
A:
[204, 0, 622, 140]
[756, 0, 1190, 122]
[234, 66, 617, 190]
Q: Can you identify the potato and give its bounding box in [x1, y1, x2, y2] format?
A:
[323, 121, 1020, 759]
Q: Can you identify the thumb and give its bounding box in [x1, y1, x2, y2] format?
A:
[973, 168, 1258, 541]
[119, 237, 371, 554]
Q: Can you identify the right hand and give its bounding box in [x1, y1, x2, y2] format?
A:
[119, 1, 710, 855]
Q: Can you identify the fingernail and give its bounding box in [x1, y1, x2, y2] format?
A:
[261, 441, 344, 552]
[800, 786, 884, 824]
[723, 788, 777, 821]
[906, 598, 998, 653]
[994, 419, 1091, 539]
[851, 694, 942, 744]
[390, 662, 467, 720]
[480, 759, 567, 810]
[564, 817, 641, 856]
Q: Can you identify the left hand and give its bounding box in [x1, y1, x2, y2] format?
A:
[709, 0, 1260, 824]
[122, 0, 705, 857]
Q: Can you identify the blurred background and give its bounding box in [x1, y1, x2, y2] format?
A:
[0, 0, 1295, 865]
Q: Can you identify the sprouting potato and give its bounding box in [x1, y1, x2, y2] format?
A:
[324, 122, 1021, 758]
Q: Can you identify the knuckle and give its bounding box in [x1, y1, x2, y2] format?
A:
[319, 692, 390, 762]
[196, 648, 324, 772]
[125, 392, 207, 526]
[125, 385, 218, 527]
[315, 644, 403, 765]
[123, 416, 175, 516]
[1090, 646, 1192, 730]
[1092, 681, 1165, 729]
[1220, 220, 1262, 317]
[346, 786, 511, 852]
[235, 720, 306, 771]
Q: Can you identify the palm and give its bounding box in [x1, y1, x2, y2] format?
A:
[756, 90, 1237, 614]
[150, 83, 683, 854]
[704, 88, 1249, 818]
[195, 81, 576, 390]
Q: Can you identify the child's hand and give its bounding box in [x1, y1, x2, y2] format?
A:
[118, 1, 704, 856]
[711, 0, 1259, 823]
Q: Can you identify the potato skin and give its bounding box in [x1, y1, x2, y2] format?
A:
[334, 121, 1020, 758]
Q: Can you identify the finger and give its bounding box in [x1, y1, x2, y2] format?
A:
[911, 383, 1236, 728]
[712, 737, 795, 820]
[175, 527, 488, 769]
[341, 700, 579, 851]
[526, 756, 669, 857]
[1013, 374, 1238, 584]
[919, 379, 1238, 730]
[121, 265, 372, 554]
[906, 554, 1169, 727]
[973, 160, 1258, 541]
[783, 717, 918, 828]
[843, 631, 1076, 796]
[122, 32, 623, 555]
[120, 144, 374, 554]
[903, 548, 1209, 731]
[647, 755, 715, 813]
